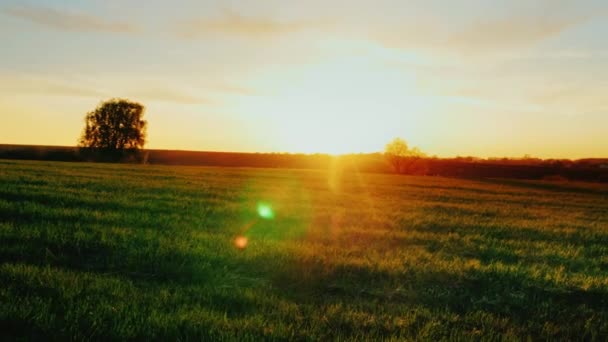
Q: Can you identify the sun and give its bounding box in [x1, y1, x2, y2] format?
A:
[234, 45, 428, 155]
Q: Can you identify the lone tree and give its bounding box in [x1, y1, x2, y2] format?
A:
[79, 98, 147, 158]
[385, 137, 425, 174]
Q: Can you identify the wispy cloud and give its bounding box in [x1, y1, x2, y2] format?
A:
[3, 5, 139, 33]
[527, 84, 608, 113]
[447, 15, 586, 52]
[0, 74, 106, 98]
[176, 8, 318, 39]
[0, 73, 212, 105]
[369, 14, 589, 55]
[125, 87, 211, 105]
[210, 83, 257, 95]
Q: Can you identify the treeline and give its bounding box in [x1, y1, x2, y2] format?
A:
[382, 156, 608, 182]
[1, 144, 606, 183]
[422, 159, 608, 183]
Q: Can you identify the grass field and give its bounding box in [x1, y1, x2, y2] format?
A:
[1, 159, 608, 340]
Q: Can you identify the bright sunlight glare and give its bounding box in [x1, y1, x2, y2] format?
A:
[231, 51, 428, 155]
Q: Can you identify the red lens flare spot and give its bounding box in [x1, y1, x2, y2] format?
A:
[234, 236, 248, 249]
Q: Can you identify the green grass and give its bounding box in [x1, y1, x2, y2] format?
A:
[1, 159, 608, 340]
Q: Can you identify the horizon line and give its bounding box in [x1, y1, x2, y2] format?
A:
[1, 143, 606, 161]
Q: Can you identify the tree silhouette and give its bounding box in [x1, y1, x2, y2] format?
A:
[79, 99, 147, 153]
[385, 137, 425, 174]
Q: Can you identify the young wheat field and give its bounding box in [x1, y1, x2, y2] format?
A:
[1, 159, 607, 340]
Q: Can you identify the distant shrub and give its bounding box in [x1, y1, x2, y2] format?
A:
[384, 137, 426, 174]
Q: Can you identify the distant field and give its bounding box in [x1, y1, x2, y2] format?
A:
[1, 159, 608, 340]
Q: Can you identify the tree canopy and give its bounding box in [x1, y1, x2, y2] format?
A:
[79, 98, 147, 151]
[385, 137, 426, 174]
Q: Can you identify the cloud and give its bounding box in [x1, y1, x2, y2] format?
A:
[210, 83, 257, 95]
[0, 73, 211, 105]
[176, 8, 318, 39]
[446, 16, 586, 52]
[369, 15, 587, 55]
[0, 74, 106, 98]
[3, 5, 138, 33]
[352, 0, 607, 56]
[527, 84, 608, 113]
[125, 87, 211, 105]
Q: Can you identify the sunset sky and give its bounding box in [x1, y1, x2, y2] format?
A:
[1, 0, 607, 158]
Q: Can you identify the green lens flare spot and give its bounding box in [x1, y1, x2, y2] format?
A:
[257, 203, 275, 220]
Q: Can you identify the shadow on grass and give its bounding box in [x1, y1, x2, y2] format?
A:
[2, 229, 608, 340]
[412, 209, 607, 246]
[0, 190, 240, 236]
[418, 191, 603, 213]
[0, 188, 174, 217]
[406, 211, 608, 274]
[476, 178, 608, 196]
[405, 183, 512, 196]
[267, 257, 608, 340]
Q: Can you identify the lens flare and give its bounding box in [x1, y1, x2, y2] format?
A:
[234, 235, 248, 249]
[257, 203, 274, 220]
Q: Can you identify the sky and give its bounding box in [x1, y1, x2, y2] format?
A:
[1, 0, 607, 158]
